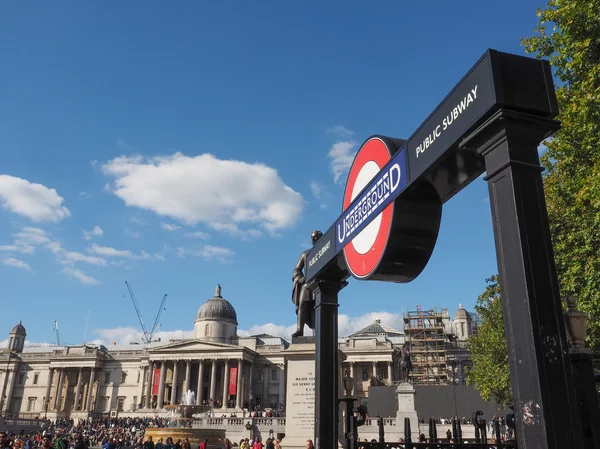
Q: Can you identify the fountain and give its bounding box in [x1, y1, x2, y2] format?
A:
[144, 390, 224, 447]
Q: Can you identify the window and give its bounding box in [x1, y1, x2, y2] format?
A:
[18, 373, 25, 385]
[362, 368, 369, 381]
[121, 372, 127, 384]
[379, 369, 387, 379]
[117, 397, 125, 412]
[205, 324, 210, 336]
[460, 322, 465, 336]
[133, 396, 138, 409]
[271, 369, 277, 381]
[105, 373, 110, 384]
[27, 397, 36, 412]
[33, 374, 39, 385]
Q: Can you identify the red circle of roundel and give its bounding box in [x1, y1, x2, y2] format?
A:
[342, 137, 394, 279]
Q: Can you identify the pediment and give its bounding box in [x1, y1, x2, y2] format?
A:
[149, 339, 244, 354]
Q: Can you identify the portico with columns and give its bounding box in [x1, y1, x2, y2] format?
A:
[2, 286, 492, 420]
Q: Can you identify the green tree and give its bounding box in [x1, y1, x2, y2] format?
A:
[465, 276, 512, 408]
[467, 0, 600, 404]
[523, 0, 600, 350]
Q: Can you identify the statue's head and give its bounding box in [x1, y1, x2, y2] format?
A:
[311, 230, 323, 245]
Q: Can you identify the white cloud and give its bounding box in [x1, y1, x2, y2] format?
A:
[208, 222, 262, 240]
[2, 257, 30, 270]
[125, 229, 141, 239]
[92, 327, 193, 345]
[309, 181, 324, 199]
[63, 250, 107, 266]
[101, 152, 304, 234]
[0, 175, 71, 222]
[83, 225, 104, 240]
[185, 231, 210, 239]
[238, 323, 298, 341]
[88, 243, 163, 261]
[63, 266, 100, 285]
[177, 244, 234, 263]
[326, 125, 354, 137]
[328, 141, 358, 184]
[238, 311, 404, 341]
[130, 216, 145, 225]
[160, 222, 181, 232]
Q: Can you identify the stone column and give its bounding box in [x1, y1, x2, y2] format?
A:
[387, 362, 393, 384]
[184, 360, 191, 393]
[209, 360, 217, 407]
[145, 363, 154, 408]
[248, 363, 253, 405]
[222, 359, 230, 408]
[196, 360, 204, 405]
[277, 364, 284, 409]
[372, 362, 377, 379]
[44, 368, 54, 413]
[2, 369, 15, 413]
[137, 367, 146, 410]
[262, 364, 269, 408]
[349, 362, 355, 395]
[157, 362, 167, 408]
[54, 368, 65, 410]
[236, 359, 243, 409]
[85, 369, 96, 411]
[171, 361, 179, 405]
[74, 368, 83, 411]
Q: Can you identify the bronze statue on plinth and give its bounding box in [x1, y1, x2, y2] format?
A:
[291, 230, 323, 338]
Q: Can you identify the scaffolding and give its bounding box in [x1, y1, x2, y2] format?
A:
[404, 305, 449, 385]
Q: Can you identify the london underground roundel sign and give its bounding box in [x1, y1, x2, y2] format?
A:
[341, 137, 400, 279]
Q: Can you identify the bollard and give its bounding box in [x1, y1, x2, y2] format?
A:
[428, 418, 435, 442]
[404, 417, 412, 447]
[377, 416, 384, 443]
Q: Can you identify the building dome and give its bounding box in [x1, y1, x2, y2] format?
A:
[454, 304, 471, 321]
[10, 321, 26, 335]
[194, 285, 238, 343]
[196, 284, 238, 325]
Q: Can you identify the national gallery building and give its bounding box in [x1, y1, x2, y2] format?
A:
[0, 286, 473, 420]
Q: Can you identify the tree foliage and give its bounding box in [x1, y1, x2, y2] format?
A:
[523, 0, 600, 350]
[465, 276, 512, 408]
[467, 0, 600, 404]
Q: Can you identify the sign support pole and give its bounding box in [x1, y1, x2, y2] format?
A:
[313, 279, 346, 449]
[462, 109, 583, 449]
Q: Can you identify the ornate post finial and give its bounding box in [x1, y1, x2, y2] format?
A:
[215, 284, 222, 297]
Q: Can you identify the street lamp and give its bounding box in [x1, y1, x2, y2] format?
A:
[338, 369, 357, 449]
[450, 360, 458, 419]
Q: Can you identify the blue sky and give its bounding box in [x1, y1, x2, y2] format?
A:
[0, 1, 547, 346]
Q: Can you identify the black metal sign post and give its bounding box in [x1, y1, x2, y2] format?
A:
[306, 49, 588, 449]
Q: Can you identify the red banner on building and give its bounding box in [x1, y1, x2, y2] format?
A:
[152, 368, 161, 395]
[229, 367, 238, 396]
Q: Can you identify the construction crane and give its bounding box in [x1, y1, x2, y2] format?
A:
[125, 281, 168, 344]
[150, 294, 168, 342]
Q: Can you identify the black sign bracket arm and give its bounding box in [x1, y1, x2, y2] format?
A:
[460, 107, 583, 449]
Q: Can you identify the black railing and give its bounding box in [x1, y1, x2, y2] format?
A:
[346, 412, 516, 449]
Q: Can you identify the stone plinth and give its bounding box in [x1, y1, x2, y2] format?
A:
[283, 339, 316, 449]
[395, 383, 419, 435]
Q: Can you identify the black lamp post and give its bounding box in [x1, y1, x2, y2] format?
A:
[338, 369, 356, 449]
[450, 360, 458, 418]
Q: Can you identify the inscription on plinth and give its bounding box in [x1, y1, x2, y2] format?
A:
[289, 364, 315, 433]
[284, 344, 316, 449]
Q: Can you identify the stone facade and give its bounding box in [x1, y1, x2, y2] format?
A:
[0, 286, 472, 420]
